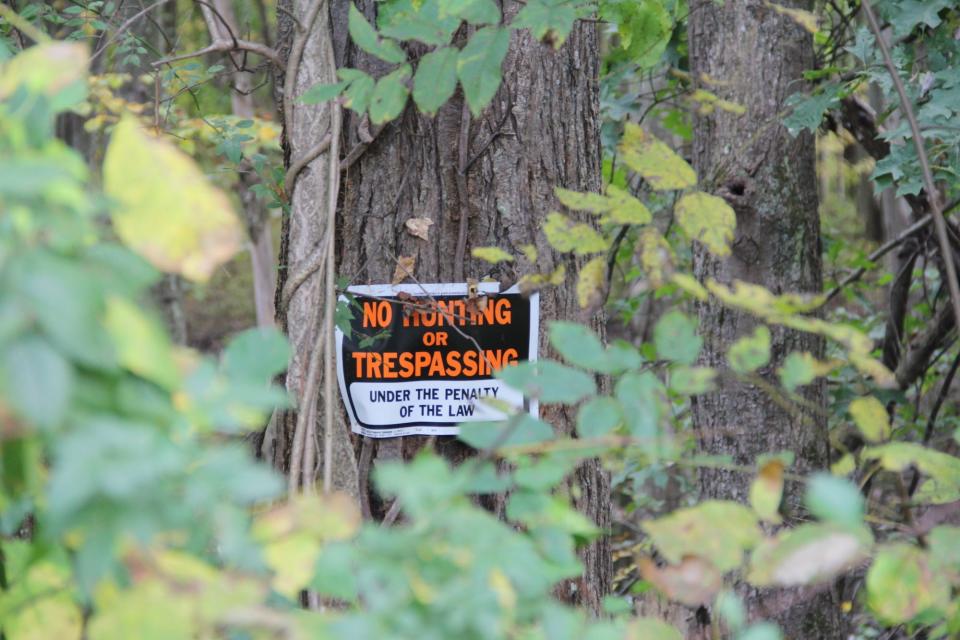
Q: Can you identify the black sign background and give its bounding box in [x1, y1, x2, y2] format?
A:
[338, 289, 534, 432]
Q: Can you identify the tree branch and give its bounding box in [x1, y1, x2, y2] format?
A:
[152, 38, 281, 68]
[862, 0, 960, 329]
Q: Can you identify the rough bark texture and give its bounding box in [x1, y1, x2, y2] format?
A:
[688, 1, 841, 637]
[268, 0, 361, 498]
[272, 0, 610, 611]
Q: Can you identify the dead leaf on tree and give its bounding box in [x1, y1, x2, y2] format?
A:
[405, 217, 434, 241]
[392, 255, 416, 284]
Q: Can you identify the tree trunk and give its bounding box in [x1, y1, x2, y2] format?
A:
[688, 1, 841, 636]
[272, 0, 611, 611]
[201, 0, 277, 329]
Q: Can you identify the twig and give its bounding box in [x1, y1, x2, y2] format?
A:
[322, 101, 343, 495]
[340, 123, 385, 171]
[454, 100, 472, 283]
[862, 0, 960, 329]
[152, 38, 281, 68]
[90, 0, 171, 63]
[0, 3, 50, 43]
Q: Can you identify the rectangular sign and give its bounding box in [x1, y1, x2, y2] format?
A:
[335, 283, 539, 438]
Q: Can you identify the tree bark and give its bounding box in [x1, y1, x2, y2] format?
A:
[272, 0, 611, 611]
[688, 1, 841, 636]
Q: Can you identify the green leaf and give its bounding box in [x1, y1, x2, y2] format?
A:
[457, 27, 509, 115]
[2, 336, 73, 430]
[543, 212, 609, 254]
[618, 123, 696, 190]
[348, 3, 407, 64]
[458, 414, 554, 449]
[412, 46, 458, 114]
[848, 396, 890, 443]
[600, 0, 672, 68]
[727, 326, 771, 374]
[653, 310, 701, 365]
[369, 64, 411, 124]
[748, 523, 872, 587]
[223, 327, 290, 382]
[439, 0, 500, 25]
[674, 191, 736, 257]
[496, 359, 595, 403]
[615, 371, 668, 444]
[668, 366, 715, 395]
[805, 473, 864, 527]
[576, 397, 622, 438]
[778, 351, 835, 391]
[339, 69, 376, 114]
[299, 80, 347, 104]
[471, 246, 514, 264]
[783, 85, 842, 136]
[643, 501, 762, 572]
[104, 117, 244, 282]
[549, 322, 641, 374]
[379, 0, 459, 45]
[512, 0, 576, 48]
[867, 544, 951, 624]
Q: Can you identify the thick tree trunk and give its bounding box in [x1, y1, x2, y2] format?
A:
[273, 0, 610, 610]
[688, 1, 841, 636]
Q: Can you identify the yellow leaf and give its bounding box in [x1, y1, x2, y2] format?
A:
[472, 246, 514, 263]
[519, 244, 538, 262]
[749, 458, 784, 523]
[542, 212, 609, 254]
[577, 256, 606, 308]
[671, 273, 708, 300]
[767, 2, 819, 33]
[619, 123, 697, 190]
[674, 191, 736, 256]
[603, 185, 652, 225]
[488, 567, 517, 611]
[104, 117, 244, 282]
[103, 296, 179, 389]
[0, 42, 88, 102]
[639, 228, 674, 287]
[849, 396, 891, 443]
[518, 264, 565, 295]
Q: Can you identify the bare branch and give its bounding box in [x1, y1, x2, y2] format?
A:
[91, 0, 172, 63]
[862, 0, 960, 329]
[152, 38, 281, 68]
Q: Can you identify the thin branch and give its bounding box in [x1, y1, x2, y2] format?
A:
[152, 38, 281, 68]
[824, 214, 931, 304]
[862, 0, 960, 329]
[454, 100, 472, 283]
[0, 3, 50, 43]
[322, 102, 343, 495]
[90, 0, 171, 63]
